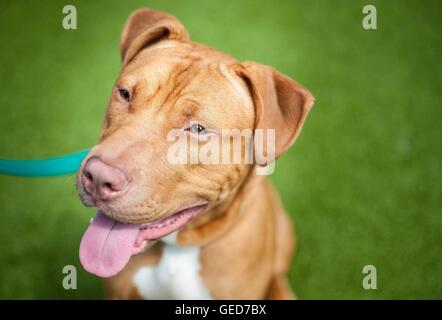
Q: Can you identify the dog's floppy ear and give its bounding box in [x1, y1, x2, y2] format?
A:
[120, 8, 189, 65]
[237, 61, 314, 164]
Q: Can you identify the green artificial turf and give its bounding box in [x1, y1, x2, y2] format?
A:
[0, 0, 441, 299]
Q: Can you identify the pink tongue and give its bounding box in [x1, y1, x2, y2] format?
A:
[79, 212, 141, 278]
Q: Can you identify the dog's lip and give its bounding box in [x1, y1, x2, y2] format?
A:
[140, 203, 208, 228]
[134, 203, 208, 246]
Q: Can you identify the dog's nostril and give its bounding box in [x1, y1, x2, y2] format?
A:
[83, 170, 93, 182]
[103, 182, 114, 191]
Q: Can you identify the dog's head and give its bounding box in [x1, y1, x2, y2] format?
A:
[76, 8, 314, 277]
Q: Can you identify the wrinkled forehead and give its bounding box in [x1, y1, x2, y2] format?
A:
[119, 41, 254, 128]
[182, 63, 254, 128]
[121, 41, 191, 81]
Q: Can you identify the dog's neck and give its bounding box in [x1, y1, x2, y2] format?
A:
[176, 166, 264, 246]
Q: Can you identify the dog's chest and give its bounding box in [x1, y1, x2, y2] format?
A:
[132, 241, 211, 299]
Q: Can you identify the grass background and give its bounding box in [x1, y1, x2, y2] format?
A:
[0, 0, 441, 299]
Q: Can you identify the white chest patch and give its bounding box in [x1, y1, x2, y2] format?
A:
[132, 237, 211, 300]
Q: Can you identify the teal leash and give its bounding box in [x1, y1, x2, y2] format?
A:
[0, 148, 90, 177]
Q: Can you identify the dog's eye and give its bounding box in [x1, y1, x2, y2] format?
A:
[116, 87, 131, 103]
[189, 123, 206, 134]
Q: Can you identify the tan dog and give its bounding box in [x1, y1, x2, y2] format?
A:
[76, 8, 314, 299]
